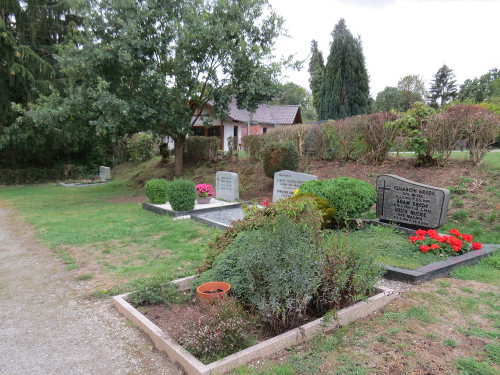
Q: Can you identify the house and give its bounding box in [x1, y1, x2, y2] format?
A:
[190, 98, 302, 151]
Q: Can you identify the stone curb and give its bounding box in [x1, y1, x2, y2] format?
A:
[112, 276, 399, 375]
[142, 201, 241, 218]
[57, 181, 112, 187]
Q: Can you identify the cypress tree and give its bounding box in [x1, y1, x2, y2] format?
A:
[308, 39, 324, 113]
[428, 64, 458, 108]
[317, 19, 369, 120]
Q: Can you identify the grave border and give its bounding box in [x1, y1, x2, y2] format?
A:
[112, 276, 398, 375]
[142, 201, 241, 217]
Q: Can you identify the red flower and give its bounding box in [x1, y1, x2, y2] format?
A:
[430, 244, 440, 250]
[471, 242, 482, 250]
[420, 245, 430, 253]
[449, 229, 461, 237]
[415, 229, 427, 236]
[461, 234, 473, 242]
[426, 229, 438, 236]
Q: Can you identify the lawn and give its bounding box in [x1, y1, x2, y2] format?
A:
[0, 180, 218, 293]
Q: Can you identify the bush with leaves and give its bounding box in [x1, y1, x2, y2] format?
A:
[199, 195, 323, 273]
[322, 117, 368, 161]
[242, 135, 263, 161]
[262, 142, 300, 178]
[168, 178, 197, 211]
[314, 233, 383, 315]
[357, 112, 401, 162]
[159, 143, 170, 160]
[178, 297, 255, 364]
[126, 133, 156, 162]
[195, 216, 322, 333]
[128, 278, 187, 306]
[299, 177, 376, 226]
[184, 136, 219, 163]
[145, 178, 169, 204]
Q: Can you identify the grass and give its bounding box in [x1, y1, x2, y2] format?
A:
[450, 251, 500, 286]
[345, 224, 458, 270]
[0, 180, 218, 292]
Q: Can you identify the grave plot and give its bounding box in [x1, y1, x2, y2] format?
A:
[113, 276, 398, 375]
[371, 174, 500, 283]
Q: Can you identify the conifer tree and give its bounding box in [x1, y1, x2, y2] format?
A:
[317, 19, 369, 120]
[308, 39, 324, 113]
[428, 64, 458, 108]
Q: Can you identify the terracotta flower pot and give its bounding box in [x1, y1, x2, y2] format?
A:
[196, 281, 231, 299]
[196, 197, 212, 204]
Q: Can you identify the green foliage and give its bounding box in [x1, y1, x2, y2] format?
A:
[458, 68, 500, 103]
[315, 232, 383, 315]
[196, 216, 322, 333]
[127, 133, 156, 162]
[317, 18, 369, 120]
[374, 87, 404, 112]
[262, 142, 300, 178]
[159, 143, 170, 160]
[428, 64, 458, 108]
[168, 178, 196, 211]
[292, 193, 336, 229]
[308, 39, 325, 114]
[144, 179, 169, 204]
[483, 343, 500, 364]
[242, 135, 263, 161]
[184, 136, 219, 164]
[397, 74, 427, 111]
[199, 195, 322, 273]
[299, 177, 376, 226]
[454, 357, 497, 375]
[322, 118, 368, 161]
[128, 278, 186, 306]
[179, 297, 255, 364]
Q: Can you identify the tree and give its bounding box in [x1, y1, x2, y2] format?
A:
[0, 0, 78, 167]
[317, 18, 369, 120]
[308, 39, 324, 113]
[15, 0, 285, 174]
[458, 68, 500, 103]
[374, 86, 403, 112]
[269, 82, 316, 120]
[428, 64, 458, 108]
[397, 74, 426, 111]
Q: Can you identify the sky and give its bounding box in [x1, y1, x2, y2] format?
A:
[268, 0, 500, 98]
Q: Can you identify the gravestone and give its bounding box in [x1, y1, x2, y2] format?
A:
[216, 171, 239, 201]
[376, 174, 450, 228]
[99, 166, 111, 182]
[272, 170, 317, 202]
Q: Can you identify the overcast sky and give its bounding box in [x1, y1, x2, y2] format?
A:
[268, 0, 500, 98]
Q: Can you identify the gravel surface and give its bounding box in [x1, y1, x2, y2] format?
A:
[0, 205, 182, 375]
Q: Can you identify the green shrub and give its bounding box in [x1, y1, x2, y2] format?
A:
[127, 133, 156, 162]
[262, 142, 300, 178]
[242, 135, 263, 161]
[178, 297, 255, 364]
[196, 216, 322, 333]
[291, 193, 336, 229]
[168, 178, 197, 211]
[184, 136, 219, 163]
[144, 179, 169, 204]
[159, 143, 170, 160]
[299, 177, 376, 226]
[314, 232, 383, 315]
[199, 195, 323, 272]
[128, 278, 186, 306]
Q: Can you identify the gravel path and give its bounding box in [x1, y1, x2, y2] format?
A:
[0, 205, 182, 375]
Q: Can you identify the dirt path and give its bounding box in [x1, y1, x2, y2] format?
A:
[0, 204, 182, 375]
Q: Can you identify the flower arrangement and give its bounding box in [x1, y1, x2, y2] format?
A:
[195, 183, 215, 198]
[409, 228, 482, 256]
[260, 198, 271, 207]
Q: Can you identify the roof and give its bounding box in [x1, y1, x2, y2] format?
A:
[203, 98, 301, 125]
[227, 99, 301, 125]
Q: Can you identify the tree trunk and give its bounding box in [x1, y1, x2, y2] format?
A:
[174, 134, 186, 176]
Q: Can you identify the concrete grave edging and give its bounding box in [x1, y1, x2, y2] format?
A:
[112, 275, 398, 375]
[142, 201, 241, 217]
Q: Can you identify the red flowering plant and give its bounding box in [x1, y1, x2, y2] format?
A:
[195, 184, 215, 198]
[409, 228, 482, 256]
[260, 198, 271, 207]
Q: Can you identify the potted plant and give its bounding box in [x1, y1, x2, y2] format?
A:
[196, 281, 231, 299]
[195, 183, 215, 204]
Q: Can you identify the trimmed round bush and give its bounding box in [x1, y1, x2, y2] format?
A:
[168, 178, 197, 211]
[145, 178, 169, 204]
[299, 177, 376, 225]
[262, 142, 300, 178]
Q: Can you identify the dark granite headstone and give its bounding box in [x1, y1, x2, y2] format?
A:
[376, 174, 450, 229]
